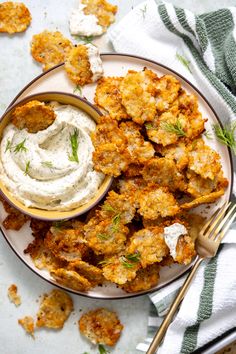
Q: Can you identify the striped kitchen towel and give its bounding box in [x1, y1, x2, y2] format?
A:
[109, 1, 236, 353]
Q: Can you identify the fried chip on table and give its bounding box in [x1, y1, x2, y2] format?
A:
[94, 77, 128, 120]
[0, 2, 31, 34]
[82, 0, 117, 30]
[79, 308, 123, 346]
[120, 68, 157, 125]
[8, 284, 21, 306]
[31, 30, 73, 72]
[127, 227, 169, 268]
[18, 316, 35, 338]
[36, 289, 73, 329]
[121, 263, 160, 293]
[50, 268, 92, 291]
[11, 100, 56, 133]
[64, 45, 93, 85]
[68, 260, 104, 286]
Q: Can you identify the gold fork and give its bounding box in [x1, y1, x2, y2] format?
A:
[147, 201, 236, 354]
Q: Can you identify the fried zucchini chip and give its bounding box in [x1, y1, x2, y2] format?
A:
[31, 30, 73, 72]
[102, 254, 140, 284]
[100, 190, 136, 224]
[82, 0, 117, 30]
[93, 143, 130, 177]
[94, 77, 128, 120]
[175, 235, 196, 265]
[142, 157, 186, 192]
[11, 100, 56, 133]
[18, 316, 35, 338]
[1, 198, 29, 230]
[50, 268, 92, 291]
[120, 68, 157, 124]
[30, 218, 52, 239]
[120, 121, 155, 163]
[138, 185, 180, 219]
[84, 217, 128, 255]
[68, 260, 104, 286]
[181, 190, 225, 210]
[0, 2, 31, 34]
[157, 141, 189, 170]
[91, 115, 127, 148]
[79, 308, 123, 346]
[127, 228, 169, 268]
[44, 227, 88, 262]
[155, 75, 181, 112]
[36, 289, 73, 329]
[188, 139, 222, 180]
[118, 177, 147, 204]
[186, 171, 218, 198]
[121, 263, 160, 293]
[8, 284, 21, 306]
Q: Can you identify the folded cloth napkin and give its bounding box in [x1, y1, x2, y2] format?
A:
[109, 1, 236, 353]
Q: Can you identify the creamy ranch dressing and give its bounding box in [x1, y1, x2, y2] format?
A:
[69, 3, 103, 36]
[86, 44, 103, 82]
[0, 104, 104, 211]
[164, 223, 188, 259]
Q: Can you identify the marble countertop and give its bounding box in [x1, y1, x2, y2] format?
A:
[1, 1, 236, 353]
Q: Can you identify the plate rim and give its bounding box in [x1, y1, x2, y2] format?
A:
[0, 52, 234, 299]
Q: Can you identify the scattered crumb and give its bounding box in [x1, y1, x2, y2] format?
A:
[8, 284, 21, 306]
[18, 316, 35, 338]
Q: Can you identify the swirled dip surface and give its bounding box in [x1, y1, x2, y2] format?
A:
[0, 104, 104, 211]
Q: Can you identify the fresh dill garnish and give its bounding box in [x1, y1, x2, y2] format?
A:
[5, 139, 12, 152]
[73, 35, 94, 44]
[120, 256, 134, 269]
[126, 252, 141, 263]
[102, 203, 116, 213]
[13, 139, 27, 153]
[24, 161, 30, 176]
[213, 122, 236, 155]
[98, 260, 110, 266]
[145, 123, 155, 130]
[140, 4, 147, 19]
[73, 85, 83, 96]
[204, 130, 213, 140]
[53, 220, 68, 229]
[68, 129, 79, 163]
[161, 119, 186, 137]
[97, 233, 111, 240]
[98, 344, 109, 354]
[41, 161, 54, 168]
[176, 52, 192, 73]
[111, 213, 121, 232]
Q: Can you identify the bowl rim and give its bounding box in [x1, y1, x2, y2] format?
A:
[0, 91, 113, 221]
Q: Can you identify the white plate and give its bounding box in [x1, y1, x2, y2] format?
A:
[0, 54, 233, 299]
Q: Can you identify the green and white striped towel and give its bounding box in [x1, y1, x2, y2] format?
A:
[109, 1, 236, 353]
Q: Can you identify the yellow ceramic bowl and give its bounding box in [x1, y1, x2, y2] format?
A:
[0, 92, 112, 220]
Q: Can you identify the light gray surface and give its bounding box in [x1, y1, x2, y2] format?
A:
[0, 1, 236, 353]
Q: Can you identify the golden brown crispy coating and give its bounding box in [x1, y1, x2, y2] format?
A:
[155, 75, 181, 112]
[36, 289, 73, 329]
[0, 2, 31, 34]
[84, 216, 128, 255]
[102, 254, 140, 284]
[186, 171, 218, 198]
[157, 141, 189, 171]
[79, 308, 123, 346]
[64, 45, 93, 85]
[175, 235, 196, 265]
[93, 143, 130, 177]
[120, 69, 157, 125]
[44, 227, 88, 262]
[94, 77, 128, 120]
[18, 316, 35, 338]
[11, 100, 56, 133]
[121, 263, 160, 293]
[1, 198, 29, 230]
[100, 190, 136, 224]
[82, 0, 117, 30]
[31, 30, 73, 72]
[138, 185, 180, 219]
[8, 284, 21, 306]
[181, 190, 225, 210]
[68, 260, 104, 286]
[127, 228, 169, 268]
[142, 157, 186, 192]
[50, 268, 92, 291]
[118, 177, 148, 204]
[120, 121, 155, 163]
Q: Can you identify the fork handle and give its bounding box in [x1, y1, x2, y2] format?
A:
[147, 256, 204, 354]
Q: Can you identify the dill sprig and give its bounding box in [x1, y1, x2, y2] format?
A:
[41, 161, 54, 169]
[126, 252, 141, 263]
[68, 129, 79, 163]
[120, 256, 134, 269]
[111, 213, 121, 232]
[176, 52, 192, 73]
[140, 4, 147, 19]
[204, 130, 213, 140]
[52, 220, 68, 229]
[98, 260, 110, 266]
[213, 123, 236, 155]
[161, 119, 186, 137]
[24, 161, 30, 176]
[97, 233, 111, 240]
[102, 203, 116, 213]
[98, 344, 109, 354]
[145, 123, 155, 130]
[13, 138, 27, 153]
[74, 35, 94, 44]
[5, 139, 13, 152]
[73, 85, 83, 96]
